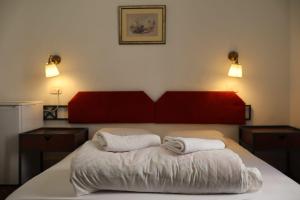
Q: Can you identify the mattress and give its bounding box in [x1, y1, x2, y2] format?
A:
[6, 138, 300, 200]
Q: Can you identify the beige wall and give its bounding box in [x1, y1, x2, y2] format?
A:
[290, 0, 300, 128]
[0, 0, 291, 125]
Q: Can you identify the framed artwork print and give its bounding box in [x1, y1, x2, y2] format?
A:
[118, 5, 166, 44]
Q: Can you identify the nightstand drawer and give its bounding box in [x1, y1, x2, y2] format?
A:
[20, 134, 75, 151]
[254, 134, 287, 149]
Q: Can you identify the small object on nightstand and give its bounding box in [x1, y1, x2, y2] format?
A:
[239, 125, 300, 183]
[19, 127, 88, 184]
[43, 105, 68, 120]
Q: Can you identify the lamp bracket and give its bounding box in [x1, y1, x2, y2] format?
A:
[48, 55, 61, 65]
[228, 51, 239, 63]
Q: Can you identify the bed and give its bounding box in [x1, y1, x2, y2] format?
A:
[7, 91, 300, 200]
[6, 137, 300, 200]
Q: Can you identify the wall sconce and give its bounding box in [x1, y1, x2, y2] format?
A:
[44, 54, 62, 118]
[45, 55, 61, 78]
[228, 51, 243, 78]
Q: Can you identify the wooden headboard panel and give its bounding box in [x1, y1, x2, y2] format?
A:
[68, 91, 155, 123]
[68, 91, 245, 124]
[155, 91, 245, 124]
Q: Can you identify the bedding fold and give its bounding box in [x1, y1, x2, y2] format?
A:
[92, 131, 161, 152]
[70, 141, 263, 196]
[163, 136, 225, 154]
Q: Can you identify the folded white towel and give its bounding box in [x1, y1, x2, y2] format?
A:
[93, 131, 161, 152]
[163, 136, 225, 154]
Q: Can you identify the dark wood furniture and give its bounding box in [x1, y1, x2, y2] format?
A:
[239, 125, 300, 183]
[19, 127, 88, 184]
[0, 185, 19, 200]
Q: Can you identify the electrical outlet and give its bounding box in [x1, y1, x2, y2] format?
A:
[49, 88, 62, 95]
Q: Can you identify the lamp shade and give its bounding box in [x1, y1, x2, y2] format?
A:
[228, 63, 243, 78]
[45, 63, 60, 77]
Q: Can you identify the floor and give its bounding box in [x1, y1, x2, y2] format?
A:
[0, 185, 18, 200]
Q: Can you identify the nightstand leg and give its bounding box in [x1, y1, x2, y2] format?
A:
[18, 150, 22, 185]
[286, 149, 290, 176]
[40, 152, 44, 172]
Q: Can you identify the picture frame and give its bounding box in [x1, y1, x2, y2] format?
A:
[118, 5, 166, 44]
[43, 105, 68, 120]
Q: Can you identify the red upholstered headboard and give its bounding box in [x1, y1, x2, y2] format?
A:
[68, 91, 154, 123]
[155, 91, 245, 124]
[68, 91, 245, 124]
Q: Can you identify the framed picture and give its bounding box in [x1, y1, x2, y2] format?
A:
[118, 5, 166, 44]
[43, 105, 68, 120]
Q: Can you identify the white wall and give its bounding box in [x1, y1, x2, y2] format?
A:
[290, 0, 300, 127]
[0, 0, 291, 125]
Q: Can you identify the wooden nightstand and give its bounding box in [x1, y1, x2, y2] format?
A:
[0, 185, 19, 200]
[19, 127, 88, 184]
[239, 125, 300, 183]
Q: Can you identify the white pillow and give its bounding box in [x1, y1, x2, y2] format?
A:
[93, 128, 153, 136]
[166, 130, 224, 140]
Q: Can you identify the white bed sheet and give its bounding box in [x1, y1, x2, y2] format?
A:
[7, 138, 300, 200]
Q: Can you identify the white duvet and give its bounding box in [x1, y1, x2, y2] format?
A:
[70, 141, 262, 196]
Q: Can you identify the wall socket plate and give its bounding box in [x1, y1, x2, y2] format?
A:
[49, 88, 62, 95]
